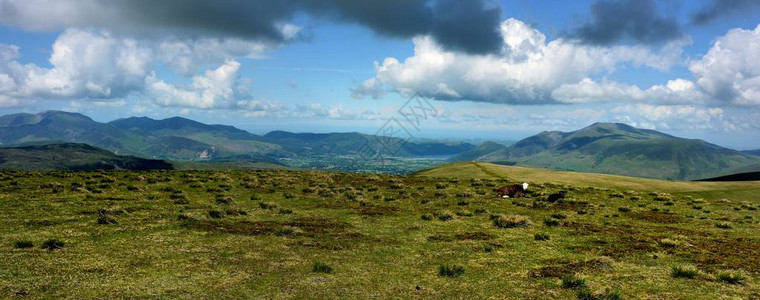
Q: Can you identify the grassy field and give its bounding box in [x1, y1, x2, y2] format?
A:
[1, 163, 760, 298]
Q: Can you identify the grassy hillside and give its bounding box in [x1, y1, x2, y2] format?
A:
[0, 143, 173, 171]
[1, 165, 759, 298]
[451, 123, 759, 180]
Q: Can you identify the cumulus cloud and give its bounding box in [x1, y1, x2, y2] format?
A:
[609, 104, 730, 132]
[688, 24, 760, 106]
[0, 28, 274, 108]
[568, 0, 683, 45]
[351, 78, 385, 99]
[360, 18, 760, 107]
[0, 0, 503, 55]
[1, 29, 152, 100]
[691, 0, 760, 25]
[552, 78, 707, 105]
[561, 24, 760, 106]
[358, 18, 688, 104]
[146, 60, 243, 109]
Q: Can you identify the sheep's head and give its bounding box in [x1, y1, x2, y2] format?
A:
[522, 183, 529, 190]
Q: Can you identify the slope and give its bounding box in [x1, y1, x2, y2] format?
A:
[450, 123, 759, 180]
[0, 143, 173, 170]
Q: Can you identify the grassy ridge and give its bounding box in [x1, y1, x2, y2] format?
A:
[1, 166, 759, 298]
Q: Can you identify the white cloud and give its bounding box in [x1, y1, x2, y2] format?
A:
[609, 104, 729, 131]
[2, 29, 152, 99]
[688, 24, 760, 106]
[552, 77, 707, 104]
[541, 24, 760, 106]
[146, 60, 243, 109]
[0, 28, 276, 108]
[156, 37, 269, 76]
[351, 78, 385, 99]
[359, 18, 688, 104]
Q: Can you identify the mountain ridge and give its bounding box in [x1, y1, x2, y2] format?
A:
[450, 122, 759, 180]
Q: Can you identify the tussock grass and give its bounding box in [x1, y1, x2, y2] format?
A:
[671, 265, 699, 279]
[438, 264, 465, 277]
[492, 214, 531, 228]
[717, 271, 745, 285]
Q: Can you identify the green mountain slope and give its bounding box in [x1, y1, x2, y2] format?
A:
[0, 111, 283, 160]
[109, 116, 283, 159]
[0, 143, 173, 170]
[0, 111, 143, 154]
[450, 123, 759, 180]
[263, 130, 474, 157]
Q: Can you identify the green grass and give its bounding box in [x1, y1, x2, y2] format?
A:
[671, 265, 699, 279]
[0, 165, 759, 298]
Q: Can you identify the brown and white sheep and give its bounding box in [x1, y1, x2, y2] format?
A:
[495, 183, 529, 198]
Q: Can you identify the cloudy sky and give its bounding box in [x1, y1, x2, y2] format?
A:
[0, 0, 759, 149]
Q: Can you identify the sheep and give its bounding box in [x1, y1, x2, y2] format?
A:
[495, 183, 529, 198]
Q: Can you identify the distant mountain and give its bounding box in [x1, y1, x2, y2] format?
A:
[0, 111, 139, 154]
[0, 111, 283, 160]
[0, 143, 173, 170]
[109, 116, 282, 159]
[0, 111, 476, 164]
[449, 141, 508, 162]
[743, 149, 760, 156]
[263, 131, 474, 157]
[451, 123, 759, 180]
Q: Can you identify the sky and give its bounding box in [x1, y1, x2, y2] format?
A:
[0, 0, 759, 149]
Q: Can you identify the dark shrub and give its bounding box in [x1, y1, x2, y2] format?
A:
[208, 210, 224, 219]
[438, 264, 465, 277]
[561, 274, 586, 289]
[550, 213, 567, 220]
[41, 239, 65, 250]
[437, 212, 453, 221]
[312, 261, 333, 273]
[14, 240, 34, 249]
[534, 233, 550, 241]
[259, 202, 278, 210]
[543, 218, 560, 227]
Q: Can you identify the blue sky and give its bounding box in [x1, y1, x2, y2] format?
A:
[0, 0, 759, 149]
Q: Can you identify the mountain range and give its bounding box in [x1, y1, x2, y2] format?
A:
[1, 111, 758, 180]
[449, 122, 759, 180]
[0, 110, 474, 161]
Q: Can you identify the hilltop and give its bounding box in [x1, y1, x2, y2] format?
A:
[450, 123, 759, 180]
[0, 143, 173, 171]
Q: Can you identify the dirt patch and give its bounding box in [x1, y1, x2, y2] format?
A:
[689, 236, 760, 273]
[529, 257, 614, 278]
[565, 222, 658, 258]
[630, 211, 684, 224]
[183, 217, 373, 250]
[354, 205, 399, 216]
[427, 231, 496, 242]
